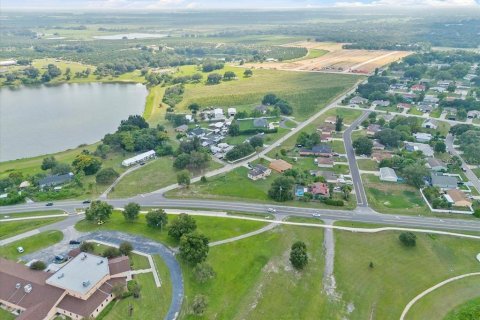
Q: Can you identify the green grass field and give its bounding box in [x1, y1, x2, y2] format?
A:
[444, 295, 480, 320]
[180, 225, 336, 319]
[75, 211, 268, 247]
[0, 230, 63, 260]
[362, 174, 429, 216]
[408, 107, 424, 116]
[109, 157, 223, 198]
[407, 275, 480, 320]
[0, 217, 65, 240]
[175, 66, 362, 121]
[0, 308, 15, 320]
[334, 230, 480, 320]
[357, 159, 378, 171]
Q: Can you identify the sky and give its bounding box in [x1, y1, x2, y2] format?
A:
[2, 0, 479, 10]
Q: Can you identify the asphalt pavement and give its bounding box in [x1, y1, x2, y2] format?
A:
[446, 133, 480, 192]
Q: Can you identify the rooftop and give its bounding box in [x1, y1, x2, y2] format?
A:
[46, 253, 109, 296]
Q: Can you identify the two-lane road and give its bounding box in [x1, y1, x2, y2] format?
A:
[446, 133, 480, 193]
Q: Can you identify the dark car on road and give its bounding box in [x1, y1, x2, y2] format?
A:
[46, 202, 54, 206]
[82, 200, 91, 204]
[69, 240, 81, 245]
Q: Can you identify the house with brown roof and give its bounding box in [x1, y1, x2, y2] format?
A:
[0, 252, 131, 320]
[315, 157, 334, 167]
[269, 159, 292, 173]
[445, 189, 472, 208]
[310, 182, 329, 197]
[317, 123, 336, 134]
[366, 124, 382, 136]
[372, 151, 393, 163]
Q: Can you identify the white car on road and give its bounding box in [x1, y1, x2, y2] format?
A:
[267, 208, 277, 213]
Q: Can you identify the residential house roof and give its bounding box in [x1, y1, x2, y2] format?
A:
[446, 189, 472, 206]
[427, 158, 447, 169]
[310, 182, 329, 196]
[253, 118, 268, 128]
[269, 159, 292, 173]
[248, 164, 270, 178]
[380, 167, 398, 181]
[39, 173, 74, 187]
[367, 124, 382, 134]
[431, 173, 458, 188]
[175, 124, 189, 132]
[319, 171, 338, 183]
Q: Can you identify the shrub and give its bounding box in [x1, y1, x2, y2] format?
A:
[30, 260, 46, 270]
[194, 263, 216, 283]
[323, 198, 344, 206]
[399, 232, 417, 247]
[103, 247, 121, 259]
[95, 168, 119, 185]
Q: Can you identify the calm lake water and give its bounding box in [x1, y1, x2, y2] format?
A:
[93, 33, 167, 40]
[0, 83, 147, 162]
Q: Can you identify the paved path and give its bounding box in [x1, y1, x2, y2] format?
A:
[400, 272, 480, 320]
[210, 222, 278, 247]
[322, 219, 337, 298]
[343, 110, 371, 207]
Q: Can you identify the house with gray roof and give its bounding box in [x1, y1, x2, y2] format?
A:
[431, 173, 458, 190]
[39, 173, 74, 189]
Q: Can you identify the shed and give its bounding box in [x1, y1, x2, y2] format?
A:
[379, 167, 398, 182]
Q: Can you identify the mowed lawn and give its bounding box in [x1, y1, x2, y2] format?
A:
[362, 174, 429, 215]
[357, 159, 378, 171]
[176, 66, 362, 121]
[335, 230, 480, 320]
[445, 295, 480, 320]
[0, 230, 63, 260]
[75, 211, 268, 247]
[0, 217, 65, 240]
[109, 157, 223, 198]
[180, 225, 338, 319]
[407, 275, 480, 320]
[0, 308, 15, 320]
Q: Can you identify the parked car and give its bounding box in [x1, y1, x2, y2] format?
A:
[69, 240, 81, 245]
[17, 247, 24, 253]
[54, 255, 66, 264]
[46, 202, 54, 206]
[82, 200, 91, 204]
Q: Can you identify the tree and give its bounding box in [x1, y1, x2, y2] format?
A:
[95, 168, 119, 184]
[190, 294, 208, 316]
[51, 163, 72, 175]
[340, 185, 353, 200]
[399, 232, 417, 247]
[223, 71, 236, 80]
[119, 241, 133, 256]
[80, 242, 95, 253]
[72, 154, 102, 175]
[290, 241, 308, 270]
[179, 232, 209, 265]
[206, 73, 222, 84]
[374, 128, 402, 148]
[123, 202, 140, 221]
[268, 176, 295, 202]
[402, 164, 428, 188]
[168, 213, 197, 240]
[41, 156, 57, 170]
[173, 153, 191, 170]
[119, 115, 149, 130]
[352, 137, 373, 156]
[228, 122, 240, 136]
[225, 143, 255, 161]
[188, 103, 200, 114]
[177, 170, 191, 187]
[434, 141, 446, 153]
[262, 93, 278, 105]
[243, 69, 253, 77]
[194, 263, 216, 283]
[249, 136, 264, 148]
[30, 260, 46, 270]
[335, 116, 344, 132]
[275, 99, 293, 115]
[474, 209, 480, 218]
[85, 200, 113, 224]
[146, 209, 168, 229]
[103, 247, 121, 259]
[112, 283, 126, 298]
[191, 73, 203, 82]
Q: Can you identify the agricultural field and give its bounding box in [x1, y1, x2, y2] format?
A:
[362, 174, 430, 216]
[248, 41, 411, 74]
[175, 66, 361, 121]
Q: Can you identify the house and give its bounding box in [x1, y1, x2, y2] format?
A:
[320, 132, 333, 142]
[39, 173, 74, 188]
[445, 189, 472, 207]
[254, 105, 268, 114]
[319, 171, 338, 184]
[422, 119, 438, 130]
[372, 100, 390, 107]
[185, 114, 194, 123]
[310, 182, 329, 197]
[253, 118, 268, 128]
[372, 151, 393, 163]
[413, 132, 432, 143]
[227, 107, 237, 117]
[372, 139, 385, 150]
[316, 157, 334, 167]
[0, 253, 131, 320]
[397, 103, 412, 111]
[443, 107, 457, 116]
[379, 113, 395, 122]
[404, 142, 434, 157]
[213, 108, 224, 120]
[175, 124, 189, 133]
[423, 95, 439, 104]
[426, 158, 448, 172]
[318, 123, 336, 134]
[188, 127, 207, 138]
[295, 185, 307, 197]
[324, 116, 337, 124]
[366, 124, 382, 136]
[418, 104, 434, 113]
[431, 173, 458, 190]
[248, 164, 271, 181]
[121, 150, 156, 167]
[379, 167, 398, 182]
[431, 86, 447, 93]
[269, 159, 292, 173]
[437, 80, 452, 88]
[299, 144, 332, 157]
[401, 93, 417, 102]
[350, 96, 368, 105]
[467, 110, 480, 119]
[411, 84, 426, 92]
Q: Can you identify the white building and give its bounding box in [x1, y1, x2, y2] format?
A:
[413, 132, 432, 143]
[228, 107, 237, 117]
[380, 167, 398, 182]
[422, 119, 438, 130]
[121, 150, 156, 167]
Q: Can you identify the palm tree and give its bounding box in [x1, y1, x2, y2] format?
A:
[340, 185, 353, 200]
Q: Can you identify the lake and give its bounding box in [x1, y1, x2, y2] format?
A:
[93, 33, 167, 40]
[0, 83, 147, 162]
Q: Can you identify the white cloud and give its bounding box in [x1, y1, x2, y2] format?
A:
[335, 0, 479, 7]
